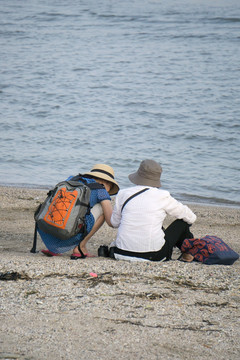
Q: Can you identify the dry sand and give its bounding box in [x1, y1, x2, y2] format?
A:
[0, 186, 239, 360]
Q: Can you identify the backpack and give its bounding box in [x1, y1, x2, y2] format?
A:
[181, 235, 239, 265]
[31, 175, 104, 253]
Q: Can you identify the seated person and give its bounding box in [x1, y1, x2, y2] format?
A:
[110, 159, 196, 262]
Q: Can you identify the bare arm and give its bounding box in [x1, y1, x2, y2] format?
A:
[101, 200, 113, 227]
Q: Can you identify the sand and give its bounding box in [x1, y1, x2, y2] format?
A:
[0, 186, 239, 360]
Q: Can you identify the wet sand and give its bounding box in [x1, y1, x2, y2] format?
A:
[0, 186, 239, 360]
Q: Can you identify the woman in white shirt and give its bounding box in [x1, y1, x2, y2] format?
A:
[110, 159, 197, 262]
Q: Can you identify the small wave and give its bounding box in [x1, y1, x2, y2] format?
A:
[35, 12, 81, 20]
[98, 14, 150, 22]
[0, 83, 10, 89]
[72, 67, 90, 72]
[179, 193, 240, 208]
[87, 10, 151, 23]
[210, 17, 240, 23]
[89, 85, 110, 90]
[171, 34, 208, 39]
[215, 122, 240, 129]
[0, 30, 26, 37]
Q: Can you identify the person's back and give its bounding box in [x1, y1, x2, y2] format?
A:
[112, 186, 169, 252]
[111, 159, 196, 262]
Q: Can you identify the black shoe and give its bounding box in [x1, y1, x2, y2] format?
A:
[109, 247, 115, 259]
[98, 245, 109, 257]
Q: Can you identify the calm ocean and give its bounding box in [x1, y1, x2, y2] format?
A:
[0, 0, 239, 207]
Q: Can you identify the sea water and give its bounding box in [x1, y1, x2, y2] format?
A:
[0, 0, 240, 206]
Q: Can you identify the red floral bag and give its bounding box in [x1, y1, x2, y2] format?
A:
[181, 235, 239, 265]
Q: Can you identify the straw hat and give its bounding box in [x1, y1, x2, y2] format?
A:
[128, 159, 162, 187]
[83, 164, 119, 195]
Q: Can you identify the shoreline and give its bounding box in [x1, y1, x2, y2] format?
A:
[1, 183, 240, 209]
[0, 185, 240, 359]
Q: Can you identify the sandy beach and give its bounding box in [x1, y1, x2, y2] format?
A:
[0, 186, 239, 360]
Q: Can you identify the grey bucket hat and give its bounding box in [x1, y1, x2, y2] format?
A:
[128, 159, 162, 187]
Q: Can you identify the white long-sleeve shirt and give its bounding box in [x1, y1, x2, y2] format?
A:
[111, 185, 197, 253]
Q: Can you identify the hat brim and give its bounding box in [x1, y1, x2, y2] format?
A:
[83, 171, 119, 195]
[128, 172, 161, 188]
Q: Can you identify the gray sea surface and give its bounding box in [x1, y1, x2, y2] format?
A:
[0, 0, 239, 206]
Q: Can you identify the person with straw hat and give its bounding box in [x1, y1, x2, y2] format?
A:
[110, 159, 196, 262]
[40, 163, 119, 259]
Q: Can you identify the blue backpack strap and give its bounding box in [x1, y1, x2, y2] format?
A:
[70, 174, 104, 190]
